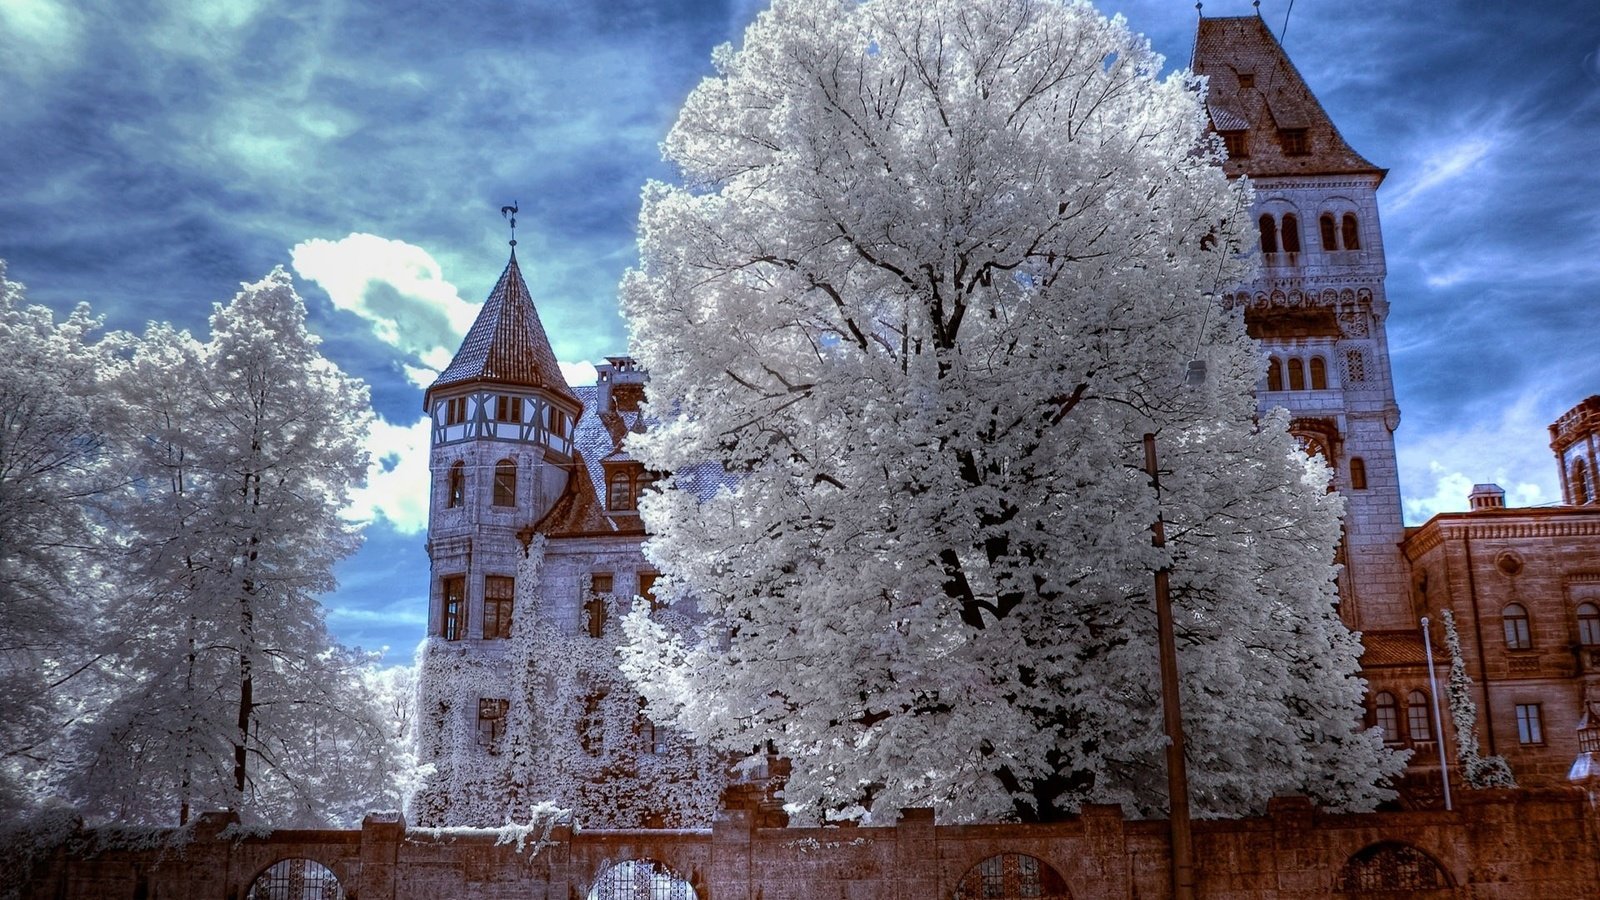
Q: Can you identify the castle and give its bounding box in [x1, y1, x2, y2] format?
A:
[24, 12, 1600, 900]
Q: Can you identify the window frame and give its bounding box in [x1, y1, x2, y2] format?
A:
[587, 573, 614, 638]
[447, 461, 465, 508]
[1266, 356, 1284, 392]
[1374, 691, 1401, 743]
[1503, 603, 1532, 651]
[1279, 128, 1309, 156]
[1258, 214, 1278, 254]
[1516, 703, 1544, 745]
[442, 575, 466, 641]
[1406, 690, 1432, 742]
[1287, 357, 1306, 391]
[492, 458, 517, 507]
[1341, 213, 1362, 250]
[1578, 602, 1600, 646]
[1280, 213, 1301, 253]
[1319, 213, 1338, 251]
[607, 471, 635, 511]
[483, 575, 514, 639]
[477, 697, 508, 751]
[1309, 356, 1327, 390]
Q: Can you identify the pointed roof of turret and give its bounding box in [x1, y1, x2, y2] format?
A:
[1192, 16, 1384, 181]
[426, 250, 579, 408]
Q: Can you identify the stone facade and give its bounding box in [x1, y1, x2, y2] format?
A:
[22, 790, 1600, 899]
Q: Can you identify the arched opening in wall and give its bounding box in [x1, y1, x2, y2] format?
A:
[1503, 602, 1532, 650]
[1349, 457, 1367, 490]
[247, 858, 346, 900]
[1574, 459, 1591, 504]
[1342, 213, 1361, 250]
[588, 858, 698, 900]
[1373, 691, 1401, 743]
[1579, 602, 1600, 646]
[953, 853, 1072, 900]
[1406, 690, 1432, 741]
[1267, 356, 1284, 392]
[1336, 842, 1450, 893]
[1309, 356, 1328, 390]
[447, 460, 465, 508]
[1258, 214, 1278, 254]
[1288, 357, 1306, 391]
[1281, 213, 1301, 253]
[1320, 213, 1338, 250]
[493, 458, 517, 507]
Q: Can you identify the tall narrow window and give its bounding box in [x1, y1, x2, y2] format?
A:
[548, 407, 567, 438]
[484, 575, 514, 639]
[1266, 357, 1284, 392]
[607, 472, 634, 511]
[447, 461, 465, 508]
[1406, 691, 1432, 741]
[587, 574, 613, 638]
[1320, 213, 1338, 251]
[1349, 457, 1368, 490]
[445, 396, 468, 425]
[442, 575, 466, 641]
[478, 698, 508, 750]
[1342, 213, 1361, 250]
[1281, 214, 1301, 253]
[1503, 603, 1531, 650]
[1575, 460, 1591, 505]
[1258, 214, 1278, 254]
[1579, 603, 1600, 646]
[1374, 692, 1401, 743]
[1309, 356, 1328, 390]
[1516, 703, 1544, 744]
[494, 395, 523, 423]
[639, 571, 661, 612]
[493, 459, 517, 507]
[1288, 358, 1306, 391]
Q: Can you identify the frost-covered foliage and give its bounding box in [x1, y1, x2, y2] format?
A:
[412, 538, 722, 827]
[55, 270, 405, 826]
[620, 0, 1402, 822]
[1439, 609, 1515, 789]
[0, 264, 121, 815]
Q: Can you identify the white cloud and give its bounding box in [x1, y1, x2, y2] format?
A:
[1397, 389, 1562, 524]
[1387, 136, 1492, 214]
[292, 233, 479, 380]
[560, 360, 599, 388]
[0, 0, 82, 74]
[346, 415, 433, 534]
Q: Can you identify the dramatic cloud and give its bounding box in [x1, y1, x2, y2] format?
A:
[346, 415, 433, 535]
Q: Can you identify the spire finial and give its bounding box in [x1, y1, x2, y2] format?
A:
[1195, 1, 1203, 15]
[500, 201, 519, 249]
[1252, 0, 1261, 15]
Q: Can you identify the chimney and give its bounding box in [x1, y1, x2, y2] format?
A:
[1468, 483, 1506, 511]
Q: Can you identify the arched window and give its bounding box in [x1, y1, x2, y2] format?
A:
[954, 853, 1072, 900]
[1320, 213, 1338, 250]
[608, 472, 635, 511]
[441, 575, 465, 641]
[493, 459, 516, 507]
[1266, 356, 1284, 392]
[1503, 603, 1531, 650]
[248, 858, 346, 900]
[1407, 690, 1432, 741]
[1288, 357, 1306, 391]
[588, 859, 697, 900]
[1337, 842, 1448, 892]
[1281, 213, 1301, 253]
[447, 461, 465, 508]
[1374, 691, 1401, 742]
[1342, 213, 1361, 250]
[1258, 214, 1279, 254]
[1574, 459, 1591, 505]
[1349, 457, 1368, 490]
[1578, 602, 1600, 646]
[1309, 356, 1328, 390]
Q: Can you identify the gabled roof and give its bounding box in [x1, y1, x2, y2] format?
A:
[425, 250, 579, 408]
[1192, 16, 1384, 181]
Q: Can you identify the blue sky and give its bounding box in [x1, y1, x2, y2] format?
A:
[3, 0, 1597, 663]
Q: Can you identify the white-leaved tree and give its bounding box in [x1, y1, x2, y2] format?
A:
[65, 270, 405, 827]
[0, 263, 119, 815]
[619, 0, 1403, 823]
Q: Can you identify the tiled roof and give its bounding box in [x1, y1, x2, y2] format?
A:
[425, 251, 578, 407]
[1359, 630, 1442, 668]
[1191, 16, 1383, 180]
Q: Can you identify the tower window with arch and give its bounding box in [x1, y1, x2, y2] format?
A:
[1349, 457, 1367, 490]
[1578, 602, 1600, 646]
[1574, 459, 1591, 505]
[1267, 356, 1284, 392]
[1281, 213, 1301, 253]
[954, 853, 1072, 900]
[1503, 603, 1532, 650]
[447, 461, 465, 508]
[1374, 691, 1401, 743]
[1320, 213, 1338, 251]
[1342, 213, 1361, 250]
[1406, 690, 1432, 741]
[493, 459, 517, 507]
[1309, 356, 1328, 390]
[1258, 214, 1279, 254]
[1288, 357, 1306, 391]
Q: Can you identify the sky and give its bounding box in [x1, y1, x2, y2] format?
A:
[2, 0, 1597, 664]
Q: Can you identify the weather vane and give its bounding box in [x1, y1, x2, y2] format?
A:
[500, 201, 519, 248]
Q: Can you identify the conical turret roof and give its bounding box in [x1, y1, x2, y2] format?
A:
[1192, 16, 1384, 181]
[425, 250, 579, 408]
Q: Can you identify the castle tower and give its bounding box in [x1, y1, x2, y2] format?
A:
[422, 249, 583, 647]
[1551, 395, 1600, 505]
[1193, 16, 1409, 629]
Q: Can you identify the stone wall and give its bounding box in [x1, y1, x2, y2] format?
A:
[21, 788, 1600, 899]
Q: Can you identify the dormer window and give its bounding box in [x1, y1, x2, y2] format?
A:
[608, 471, 635, 511]
[1237, 72, 1255, 89]
[1221, 130, 1248, 159]
[1278, 129, 1309, 156]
